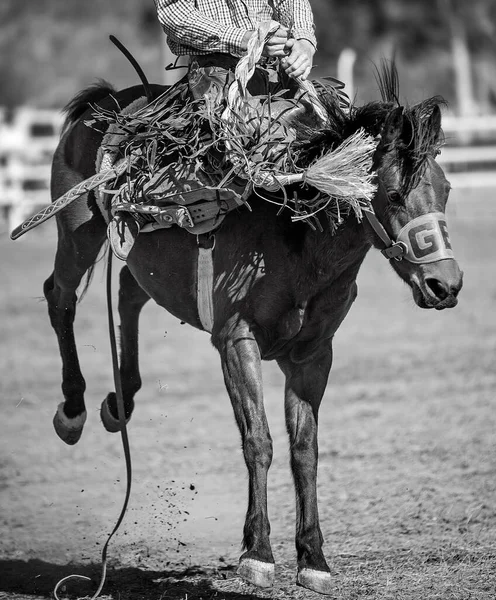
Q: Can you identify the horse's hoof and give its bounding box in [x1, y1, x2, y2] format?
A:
[237, 558, 275, 589]
[53, 402, 87, 445]
[297, 568, 333, 595]
[100, 394, 129, 433]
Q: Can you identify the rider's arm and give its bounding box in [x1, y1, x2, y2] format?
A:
[154, 0, 251, 56]
[276, 0, 317, 48]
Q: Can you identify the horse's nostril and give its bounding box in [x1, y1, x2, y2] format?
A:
[425, 277, 449, 301]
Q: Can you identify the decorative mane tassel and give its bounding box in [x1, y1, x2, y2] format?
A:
[254, 128, 378, 222]
[303, 128, 377, 202]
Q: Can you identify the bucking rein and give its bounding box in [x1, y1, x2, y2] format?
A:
[10, 24, 391, 600]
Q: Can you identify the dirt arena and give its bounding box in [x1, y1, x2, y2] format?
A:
[1, 187, 495, 599]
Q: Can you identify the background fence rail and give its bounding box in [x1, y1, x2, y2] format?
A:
[438, 115, 496, 188]
[0, 107, 62, 233]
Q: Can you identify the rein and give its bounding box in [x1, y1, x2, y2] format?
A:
[53, 249, 132, 600]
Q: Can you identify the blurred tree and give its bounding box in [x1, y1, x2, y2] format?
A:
[445, 0, 496, 112]
[310, 0, 496, 110]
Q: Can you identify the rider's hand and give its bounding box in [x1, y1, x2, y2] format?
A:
[280, 38, 315, 81]
[262, 22, 289, 57]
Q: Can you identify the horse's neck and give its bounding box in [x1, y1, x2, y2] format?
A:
[300, 216, 370, 286]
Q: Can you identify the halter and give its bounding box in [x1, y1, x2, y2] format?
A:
[361, 206, 455, 263]
[361, 205, 407, 260]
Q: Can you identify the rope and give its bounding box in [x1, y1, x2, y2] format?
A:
[223, 20, 278, 121]
[10, 159, 135, 241]
[53, 250, 133, 600]
[223, 21, 328, 126]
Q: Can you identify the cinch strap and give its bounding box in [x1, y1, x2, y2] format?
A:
[396, 212, 455, 264]
[197, 245, 214, 333]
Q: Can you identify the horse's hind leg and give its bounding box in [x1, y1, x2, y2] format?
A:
[100, 265, 150, 432]
[45, 202, 107, 444]
[213, 316, 275, 589]
[277, 343, 334, 595]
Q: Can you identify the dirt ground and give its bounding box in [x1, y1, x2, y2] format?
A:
[1, 187, 495, 600]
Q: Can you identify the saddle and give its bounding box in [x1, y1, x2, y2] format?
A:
[96, 75, 316, 260]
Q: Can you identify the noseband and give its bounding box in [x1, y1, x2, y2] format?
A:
[362, 206, 455, 263]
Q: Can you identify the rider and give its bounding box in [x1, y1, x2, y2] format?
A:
[153, 0, 317, 99]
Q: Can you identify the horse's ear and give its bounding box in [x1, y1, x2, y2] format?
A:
[378, 106, 404, 153]
[429, 104, 442, 137]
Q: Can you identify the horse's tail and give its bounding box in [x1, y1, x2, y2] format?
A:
[78, 247, 108, 303]
[61, 79, 116, 136]
[59, 79, 115, 300]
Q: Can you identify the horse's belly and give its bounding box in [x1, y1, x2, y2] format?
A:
[127, 229, 205, 330]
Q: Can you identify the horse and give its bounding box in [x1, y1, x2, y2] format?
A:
[42, 65, 463, 595]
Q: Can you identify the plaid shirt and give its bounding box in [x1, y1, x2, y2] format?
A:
[154, 0, 316, 57]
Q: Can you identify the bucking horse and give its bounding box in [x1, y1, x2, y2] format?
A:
[13, 56, 463, 595]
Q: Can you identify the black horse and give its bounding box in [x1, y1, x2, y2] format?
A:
[43, 67, 462, 595]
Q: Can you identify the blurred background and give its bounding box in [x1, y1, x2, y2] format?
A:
[1, 0, 495, 109]
[1, 0, 496, 230]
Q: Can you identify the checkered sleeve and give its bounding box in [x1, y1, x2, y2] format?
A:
[153, 0, 248, 56]
[276, 0, 317, 48]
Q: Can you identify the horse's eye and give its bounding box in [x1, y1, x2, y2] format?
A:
[388, 190, 402, 204]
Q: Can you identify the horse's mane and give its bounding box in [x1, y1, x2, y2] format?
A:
[295, 62, 446, 195]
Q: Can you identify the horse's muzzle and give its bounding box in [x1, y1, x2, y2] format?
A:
[411, 259, 463, 310]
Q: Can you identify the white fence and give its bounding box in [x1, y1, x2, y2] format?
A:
[438, 115, 496, 188]
[0, 108, 495, 234]
[0, 107, 63, 233]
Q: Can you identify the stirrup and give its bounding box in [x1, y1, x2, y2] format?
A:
[107, 211, 148, 261]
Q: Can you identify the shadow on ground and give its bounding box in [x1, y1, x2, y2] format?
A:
[0, 559, 263, 600]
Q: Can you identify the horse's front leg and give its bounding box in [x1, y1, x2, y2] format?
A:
[101, 265, 150, 432]
[278, 342, 334, 595]
[213, 317, 274, 588]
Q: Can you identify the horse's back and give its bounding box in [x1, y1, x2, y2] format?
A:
[51, 83, 169, 232]
[54, 83, 168, 183]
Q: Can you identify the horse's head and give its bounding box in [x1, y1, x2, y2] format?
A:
[363, 98, 463, 310]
